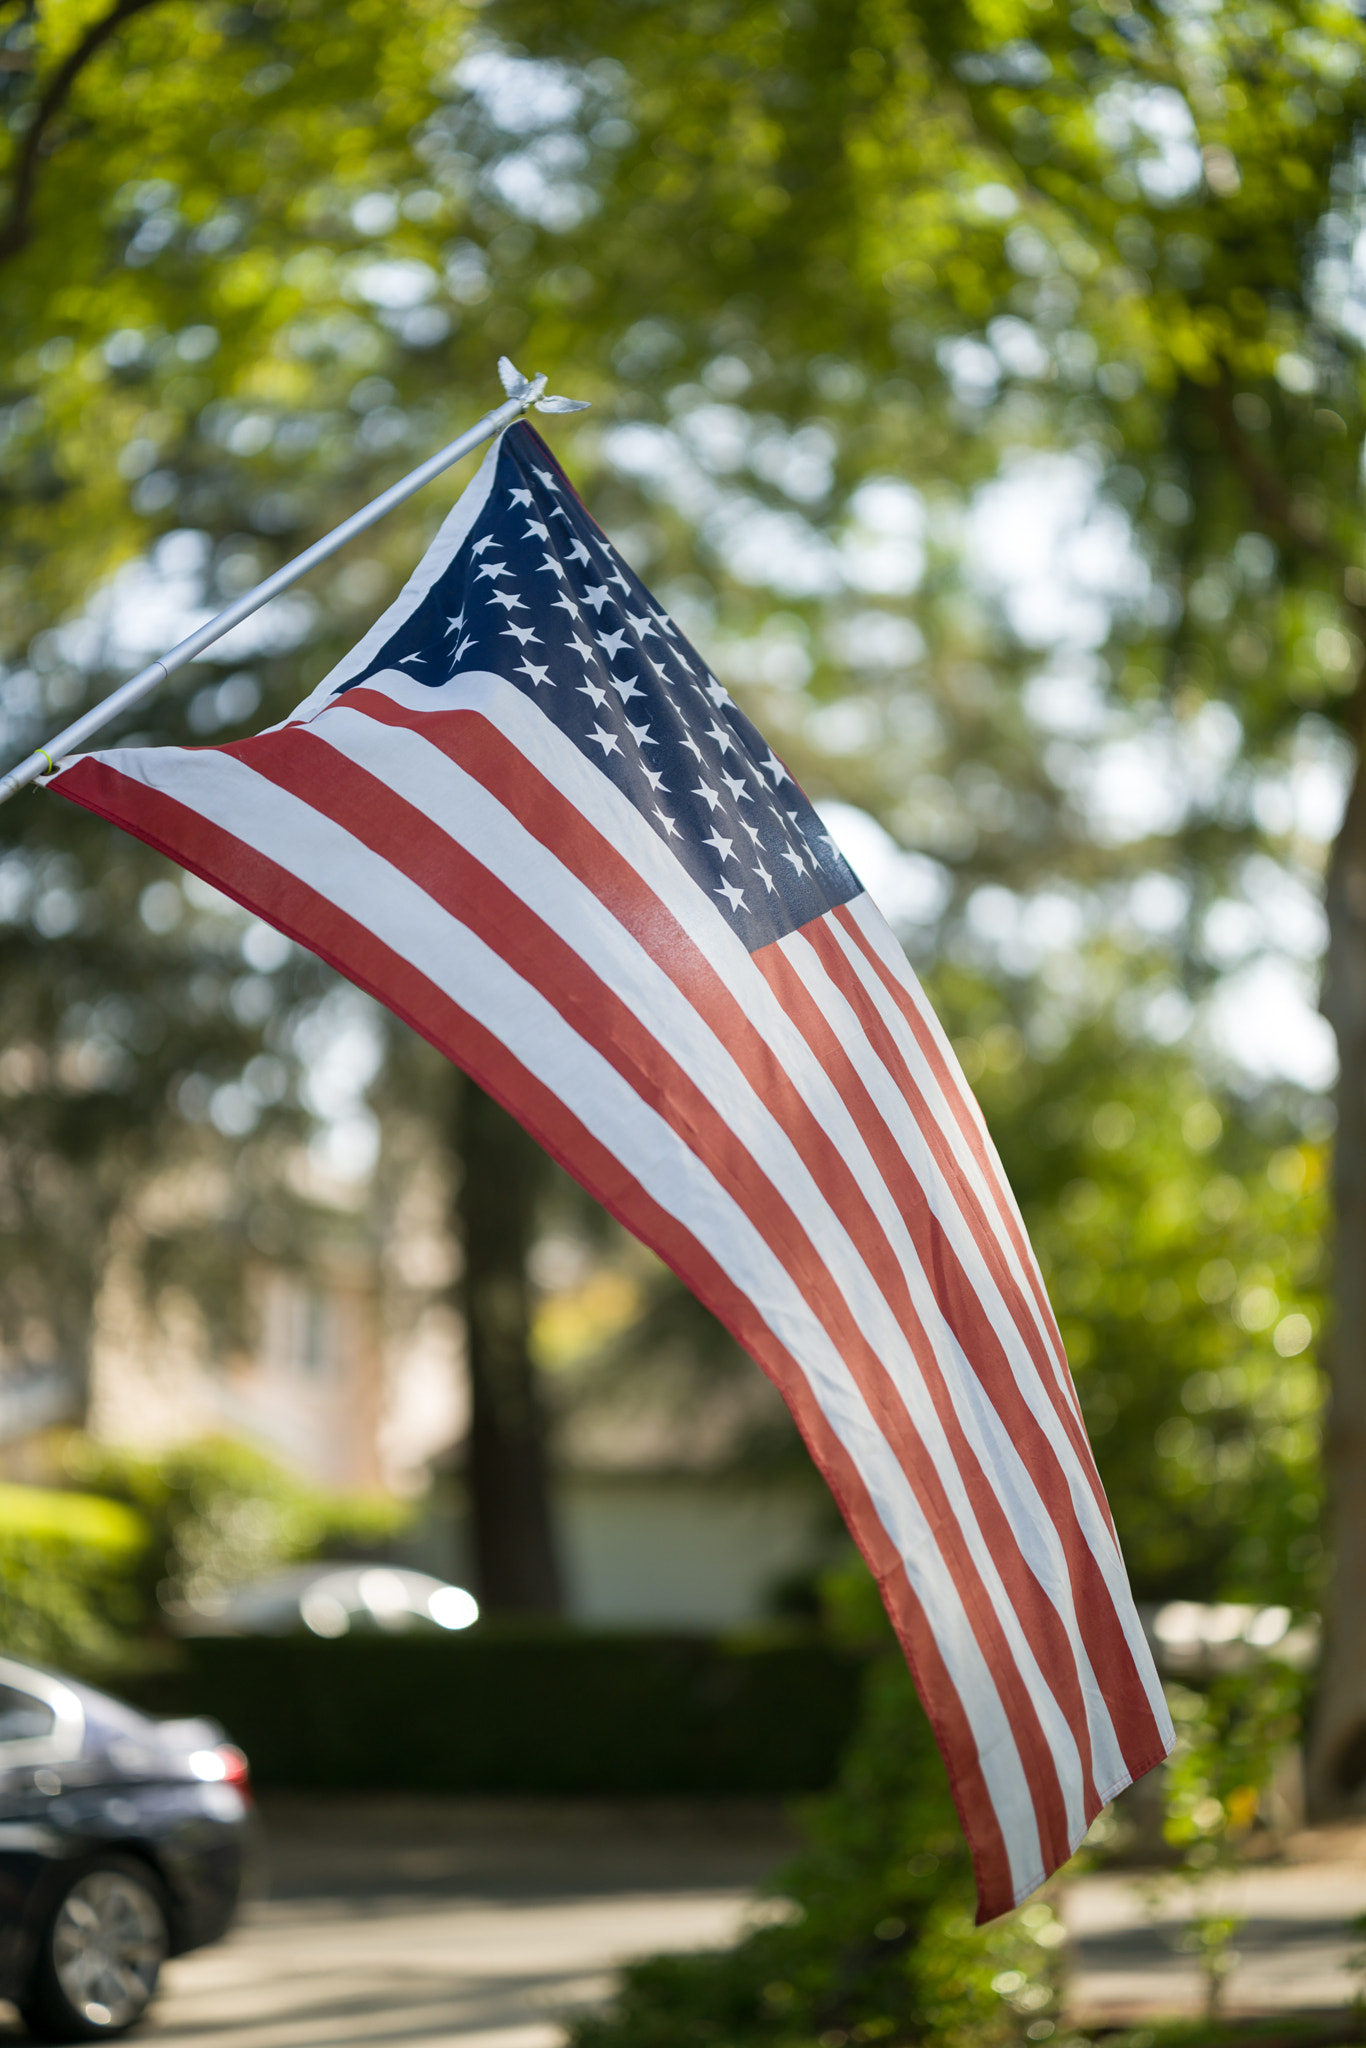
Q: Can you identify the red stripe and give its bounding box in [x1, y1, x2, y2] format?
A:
[836, 903, 1074, 1386]
[52, 751, 1019, 1916]
[757, 927, 1165, 1779]
[219, 718, 1081, 1866]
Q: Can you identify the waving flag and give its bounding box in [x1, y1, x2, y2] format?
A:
[47, 420, 1171, 1919]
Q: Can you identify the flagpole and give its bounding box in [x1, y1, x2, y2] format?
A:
[0, 365, 580, 808]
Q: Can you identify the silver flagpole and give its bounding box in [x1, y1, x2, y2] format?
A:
[0, 361, 587, 809]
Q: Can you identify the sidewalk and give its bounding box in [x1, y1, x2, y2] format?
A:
[1065, 1822, 1366, 2023]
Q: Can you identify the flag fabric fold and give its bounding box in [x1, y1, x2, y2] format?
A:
[48, 420, 1172, 1918]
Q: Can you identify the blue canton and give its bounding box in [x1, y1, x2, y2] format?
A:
[335, 423, 863, 952]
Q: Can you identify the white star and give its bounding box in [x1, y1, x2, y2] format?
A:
[509, 488, 534, 509]
[445, 611, 466, 637]
[716, 877, 746, 913]
[681, 735, 705, 763]
[642, 765, 667, 792]
[607, 567, 632, 596]
[739, 817, 762, 844]
[579, 679, 607, 709]
[552, 592, 582, 620]
[626, 611, 658, 640]
[706, 720, 734, 755]
[502, 621, 540, 646]
[589, 724, 620, 757]
[650, 608, 676, 637]
[452, 633, 475, 662]
[721, 771, 749, 802]
[524, 519, 549, 540]
[537, 554, 567, 579]
[568, 635, 596, 663]
[534, 466, 558, 489]
[706, 675, 730, 706]
[780, 845, 807, 876]
[476, 560, 512, 582]
[753, 859, 776, 893]
[610, 672, 642, 704]
[471, 534, 497, 556]
[705, 828, 736, 863]
[598, 627, 630, 660]
[626, 720, 657, 748]
[516, 658, 551, 687]
[490, 589, 527, 612]
[763, 749, 790, 786]
[398, 652, 426, 666]
[694, 781, 722, 812]
[654, 808, 680, 837]
[549, 504, 574, 523]
[567, 538, 593, 566]
[583, 585, 611, 612]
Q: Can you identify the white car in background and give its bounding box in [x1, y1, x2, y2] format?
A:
[178, 1564, 479, 1639]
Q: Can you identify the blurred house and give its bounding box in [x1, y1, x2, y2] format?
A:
[4, 1154, 833, 1628]
[419, 1345, 837, 1630]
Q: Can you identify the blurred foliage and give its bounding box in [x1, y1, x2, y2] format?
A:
[63, 1431, 405, 1622]
[958, 982, 1328, 1607]
[0, 1437, 404, 1673]
[2, 1434, 406, 1668]
[1158, 1662, 1308, 2015]
[0, 1475, 150, 1672]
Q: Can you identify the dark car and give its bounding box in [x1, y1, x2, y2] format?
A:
[0, 1654, 251, 2041]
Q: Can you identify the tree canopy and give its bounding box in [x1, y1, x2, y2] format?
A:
[2, 0, 1365, 1784]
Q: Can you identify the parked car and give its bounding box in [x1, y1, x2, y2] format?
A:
[179, 1560, 479, 1637]
[0, 1654, 251, 2041]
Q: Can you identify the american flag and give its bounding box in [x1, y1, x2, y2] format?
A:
[49, 420, 1171, 1919]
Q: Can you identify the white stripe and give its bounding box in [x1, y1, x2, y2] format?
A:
[91, 736, 1049, 1895]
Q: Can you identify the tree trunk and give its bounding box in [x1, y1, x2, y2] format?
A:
[454, 1075, 563, 1616]
[1309, 750, 1366, 1813]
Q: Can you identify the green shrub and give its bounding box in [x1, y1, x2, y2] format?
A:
[0, 1439, 408, 1677]
[0, 1481, 150, 1674]
[568, 1649, 1068, 2048]
[63, 1434, 406, 1627]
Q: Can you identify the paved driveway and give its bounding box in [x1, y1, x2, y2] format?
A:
[1, 1796, 1363, 2043]
[152, 1797, 788, 2048]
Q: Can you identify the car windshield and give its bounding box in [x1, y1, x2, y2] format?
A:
[0, 1683, 55, 1743]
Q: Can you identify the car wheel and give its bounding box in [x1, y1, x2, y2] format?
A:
[22, 1856, 169, 2042]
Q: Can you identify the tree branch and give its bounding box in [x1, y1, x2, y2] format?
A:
[0, 0, 163, 267]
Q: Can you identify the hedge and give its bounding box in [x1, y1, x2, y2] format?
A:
[139, 1630, 867, 1794]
